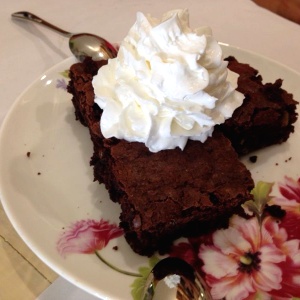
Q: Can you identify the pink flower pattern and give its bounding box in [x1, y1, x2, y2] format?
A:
[271, 176, 300, 240]
[168, 178, 300, 299]
[199, 215, 297, 299]
[56, 177, 300, 299]
[57, 219, 123, 257]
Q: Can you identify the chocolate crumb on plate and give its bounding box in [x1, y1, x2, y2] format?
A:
[249, 155, 258, 163]
[266, 204, 286, 219]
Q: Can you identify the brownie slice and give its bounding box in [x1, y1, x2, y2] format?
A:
[68, 58, 254, 256]
[219, 56, 298, 155]
[104, 133, 254, 255]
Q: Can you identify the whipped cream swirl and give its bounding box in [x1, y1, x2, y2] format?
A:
[93, 9, 243, 152]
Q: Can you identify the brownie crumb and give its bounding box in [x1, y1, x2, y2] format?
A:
[112, 246, 118, 251]
[249, 155, 257, 163]
[266, 204, 286, 219]
[26, 152, 31, 158]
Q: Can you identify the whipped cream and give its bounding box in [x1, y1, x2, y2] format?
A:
[93, 9, 243, 152]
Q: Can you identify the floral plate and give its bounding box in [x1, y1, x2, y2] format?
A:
[0, 45, 300, 300]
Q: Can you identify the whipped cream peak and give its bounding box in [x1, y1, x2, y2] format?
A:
[93, 9, 243, 152]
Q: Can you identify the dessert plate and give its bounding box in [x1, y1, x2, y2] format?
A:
[1, 45, 300, 300]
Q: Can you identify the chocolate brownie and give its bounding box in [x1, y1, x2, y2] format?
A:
[220, 56, 298, 155]
[68, 58, 255, 256]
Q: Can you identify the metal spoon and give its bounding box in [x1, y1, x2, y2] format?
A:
[11, 11, 118, 61]
[143, 257, 213, 300]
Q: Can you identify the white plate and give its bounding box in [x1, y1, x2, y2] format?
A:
[0, 45, 300, 300]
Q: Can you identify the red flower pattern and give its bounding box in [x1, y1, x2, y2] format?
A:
[169, 242, 199, 268]
[271, 176, 300, 240]
[55, 177, 300, 299]
[167, 176, 300, 300]
[57, 219, 123, 257]
[169, 235, 213, 274]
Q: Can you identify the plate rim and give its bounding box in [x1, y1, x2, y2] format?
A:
[1, 44, 300, 299]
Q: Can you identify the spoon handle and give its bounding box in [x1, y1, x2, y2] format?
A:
[11, 11, 72, 37]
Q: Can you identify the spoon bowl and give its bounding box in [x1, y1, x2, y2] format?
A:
[143, 257, 213, 300]
[11, 11, 118, 61]
[69, 33, 117, 61]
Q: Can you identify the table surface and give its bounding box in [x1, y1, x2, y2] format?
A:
[1, 0, 300, 299]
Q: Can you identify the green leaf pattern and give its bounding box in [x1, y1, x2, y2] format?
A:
[59, 69, 70, 78]
[242, 181, 274, 224]
[131, 256, 160, 300]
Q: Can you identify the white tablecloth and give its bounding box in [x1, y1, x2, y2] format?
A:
[1, 0, 300, 299]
